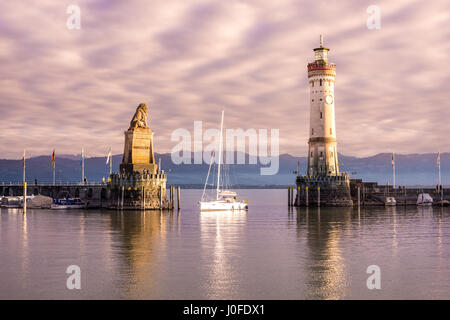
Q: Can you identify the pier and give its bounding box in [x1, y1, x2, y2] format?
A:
[0, 181, 181, 209]
[289, 179, 449, 207]
[349, 180, 449, 206]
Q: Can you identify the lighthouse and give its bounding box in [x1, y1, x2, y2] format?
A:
[295, 36, 353, 207]
[307, 35, 339, 177]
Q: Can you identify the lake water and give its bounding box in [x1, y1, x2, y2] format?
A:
[0, 189, 449, 299]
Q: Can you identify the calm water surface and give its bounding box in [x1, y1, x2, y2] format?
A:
[1, 189, 449, 299]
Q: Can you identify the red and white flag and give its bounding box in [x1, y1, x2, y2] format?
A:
[22, 150, 26, 168]
[437, 152, 440, 167]
[391, 153, 395, 169]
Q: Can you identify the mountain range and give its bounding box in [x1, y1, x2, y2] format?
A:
[0, 152, 447, 187]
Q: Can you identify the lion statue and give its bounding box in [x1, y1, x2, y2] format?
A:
[129, 102, 149, 129]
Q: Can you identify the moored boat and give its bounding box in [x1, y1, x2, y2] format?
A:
[385, 197, 396, 206]
[436, 200, 449, 207]
[51, 198, 85, 209]
[199, 110, 248, 212]
[200, 191, 248, 211]
[1, 196, 22, 208]
[417, 193, 433, 206]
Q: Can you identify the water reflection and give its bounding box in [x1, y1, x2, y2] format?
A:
[1, 189, 449, 300]
[200, 211, 247, 299]
[295, 207, 352, 299]
[386, 206, 398, 250]
[109, 210, 178, 299]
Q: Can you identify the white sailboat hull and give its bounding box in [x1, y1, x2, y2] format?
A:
[200, 200, 248, 211]
[51, 204, 85, 210]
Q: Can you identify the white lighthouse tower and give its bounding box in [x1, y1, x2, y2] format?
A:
[307, 35, 339, 178]
[295, 36, 353, 207]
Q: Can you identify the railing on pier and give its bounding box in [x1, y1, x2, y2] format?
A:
[0, 181, 108, 187]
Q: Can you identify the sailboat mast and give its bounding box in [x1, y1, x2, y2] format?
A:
[438, 151, 442, 200]
[216, 110, 224, 200]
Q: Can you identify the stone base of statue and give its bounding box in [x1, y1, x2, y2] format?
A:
[107, 171, 170, 210]
[106, 102, 170, 210]
[294, 173, 353, 207]
[120, 127, 157, 174]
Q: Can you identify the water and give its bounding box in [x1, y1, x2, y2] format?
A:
[0, 189, 449, 300]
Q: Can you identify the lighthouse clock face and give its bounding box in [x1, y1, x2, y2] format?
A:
[325, 95, 333, 104]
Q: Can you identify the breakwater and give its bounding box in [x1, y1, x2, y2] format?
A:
[0, 182, 181, 209]
[287, 179, 449, 206]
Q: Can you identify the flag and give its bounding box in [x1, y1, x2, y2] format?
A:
[22, 150, 26, 168]
[51, 149, 55, 165]
[106, 147, 112, 164]
[392, 153, 395, 168]
[80, 148, 84, 166]
[437, 152, 440, 167]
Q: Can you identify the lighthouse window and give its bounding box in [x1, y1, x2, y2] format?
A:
[312, 128, 314, 135]
[312, 81, 314, 87]
[320, 112, 322, 119]
[320, 151, 323, 157]
[311, 152, 313, 157]
[320, 79, 322, 86]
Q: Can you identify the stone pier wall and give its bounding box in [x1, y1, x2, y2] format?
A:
[107, 171, 169, 209]
[295, 174, 353, 207]
[1, 176, 171, 210]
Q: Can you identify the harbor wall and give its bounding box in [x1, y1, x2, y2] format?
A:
[0, 182, 176, 209]
[349, 179, 449, 205]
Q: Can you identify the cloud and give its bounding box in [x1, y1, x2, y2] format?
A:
[0, 0, 449, 159]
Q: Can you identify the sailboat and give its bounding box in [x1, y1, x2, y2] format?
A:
[199, 110, 248, 212]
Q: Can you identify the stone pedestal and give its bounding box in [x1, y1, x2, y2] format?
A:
[120, 128, 157, 174]
[107, 172, 170, 210]
[295, 173, 353, 207]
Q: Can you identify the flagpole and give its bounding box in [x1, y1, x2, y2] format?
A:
[393, 160, 396, 189]
[81, 147, 85, 184]
[23, 149, 26, 183]
[439, 159, 442, 202]
[392, 153, 396, 189]
[52, 149, 55, 186]
[438, 151, 442, 201]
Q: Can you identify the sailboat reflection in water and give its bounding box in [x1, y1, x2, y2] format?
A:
[199, 110, 248, 212]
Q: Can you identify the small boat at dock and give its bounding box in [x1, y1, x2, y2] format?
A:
[417, 193, 433, 206]
[385, 197, 396, 206]
[51, 198, 85, 209]
[436, 200, 449, 207]
[1, 196, 22, 208]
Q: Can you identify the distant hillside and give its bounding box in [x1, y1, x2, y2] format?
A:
[0, 152, 448, 186]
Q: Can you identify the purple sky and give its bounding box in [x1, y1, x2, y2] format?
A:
[0, 0, 449, 159]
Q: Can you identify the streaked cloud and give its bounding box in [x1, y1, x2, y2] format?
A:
[0, 0, 449, 159]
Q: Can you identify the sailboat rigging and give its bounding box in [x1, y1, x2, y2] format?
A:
[199, 110, 248, 212]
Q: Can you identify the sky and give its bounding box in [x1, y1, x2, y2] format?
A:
[0, 0, 449, 159]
